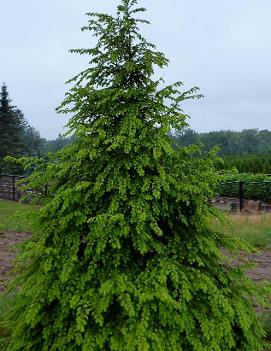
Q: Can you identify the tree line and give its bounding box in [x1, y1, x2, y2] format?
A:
[0, 83, 73, 173]
[174, 128, 271, 173]
[174, 128, 271, 155]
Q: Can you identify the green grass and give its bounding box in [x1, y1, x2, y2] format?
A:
[212, 213, 271, 249]
[0, 199, 36, 349]
[0, 199, 36, 232]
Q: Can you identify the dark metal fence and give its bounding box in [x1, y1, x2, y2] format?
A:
[0, 174, 49, 202]
[1, 174, 271, 211]
[0, 174, 26, 201]
[218, 180, 271, 212]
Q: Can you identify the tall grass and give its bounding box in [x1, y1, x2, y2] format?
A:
[213, 212, 271, 342]
[212, 212, 271, 249]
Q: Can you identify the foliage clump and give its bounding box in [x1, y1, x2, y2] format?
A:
[6, 1, 270, 350]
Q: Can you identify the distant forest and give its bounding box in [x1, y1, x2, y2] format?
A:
[173, 128, 271, 173]
[0, 83, 73, 173]
[1, 83, 271, 174]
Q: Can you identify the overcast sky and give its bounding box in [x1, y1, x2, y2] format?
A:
[1, 0, 271, 139]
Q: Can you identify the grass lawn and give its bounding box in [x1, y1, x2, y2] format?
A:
[212, 212, 271, 249]
[0, 199, 36, 233]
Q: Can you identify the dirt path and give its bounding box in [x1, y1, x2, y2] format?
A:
[244, 251, 271, 282]
[0, 231, 30, 291]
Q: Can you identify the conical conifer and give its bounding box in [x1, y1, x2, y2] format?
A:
[0, 84, 23, 162]
[6, 1, 269, 350]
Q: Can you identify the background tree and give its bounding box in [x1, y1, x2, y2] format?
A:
[174, 128, 271, 173]
[174, 128, 271, 156]
[42, 134, 75, 154]
[173, 127, 199, 147]
[6, 1, 269, 350]
[0, 84, 23, 167]
[0, 83, 44, 172]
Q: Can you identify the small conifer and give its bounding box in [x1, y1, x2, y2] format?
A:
[7, 1, 269, 350]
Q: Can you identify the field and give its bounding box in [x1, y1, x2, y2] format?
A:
[1, 200, 271, 347]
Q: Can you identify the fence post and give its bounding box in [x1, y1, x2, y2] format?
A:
[239, 181, 244, 211]
[12, 176, 16, 201]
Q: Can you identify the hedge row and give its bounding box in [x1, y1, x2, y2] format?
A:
[218, 173, 271, 203]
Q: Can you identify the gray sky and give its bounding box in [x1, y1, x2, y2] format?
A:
[1, 0, 271, 139]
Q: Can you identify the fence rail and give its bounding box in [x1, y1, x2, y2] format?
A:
[220, 180, 271, 211]
[0, 174, 49, 202]
[1, 174, 271, 212]
[0, 174, 26, 201]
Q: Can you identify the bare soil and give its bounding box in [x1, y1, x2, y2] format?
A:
[0, 231, 30, 291]
[244, 251, 271, 282]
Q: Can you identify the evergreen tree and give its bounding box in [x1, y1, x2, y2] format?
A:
[0, 84, 23, 164]
[0, 83, 44, 172]
[20, 121, 44, 156]
[43, 134, 75, 154]
[6, 1, 269, 350]
[174, 128, 199, 147]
